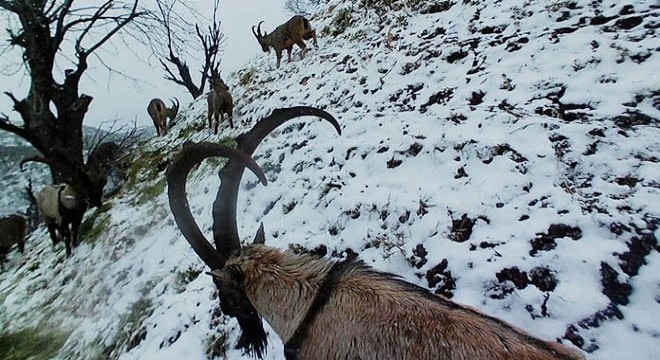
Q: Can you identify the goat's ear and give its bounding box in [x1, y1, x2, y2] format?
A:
[253, 223, 266, 245]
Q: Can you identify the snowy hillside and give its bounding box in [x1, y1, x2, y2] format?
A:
[1, 0, 658, 359]
[0, 132, 45, 218]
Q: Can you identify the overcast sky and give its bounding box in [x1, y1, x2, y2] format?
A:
[0, 0, 289, 130]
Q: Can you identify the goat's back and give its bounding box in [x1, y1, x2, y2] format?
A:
[147, 99, 165, 115]
[287, 15, 311, 33]
[37, 185, 61, 221]
[302, 263, 583, 360]
[148, 99, 167, 132]
[207, 90, 232, 113]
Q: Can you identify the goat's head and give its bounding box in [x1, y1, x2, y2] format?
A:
[210, 76, 229, 92]
[252, 21, 270, 52]
[167, 106, 340, 357]
[20, 156, 104, 208]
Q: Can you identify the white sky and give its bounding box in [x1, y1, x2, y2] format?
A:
[0, 0, 289, 129]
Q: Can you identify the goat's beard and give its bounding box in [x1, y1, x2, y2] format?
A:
[214, 279, 267, 358]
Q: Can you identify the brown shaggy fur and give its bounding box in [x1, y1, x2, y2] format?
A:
[207, 79, 234, 134]
[253, 15, 318, 68]
[216, 245, 585, 360]
[147, 98, 178, 136]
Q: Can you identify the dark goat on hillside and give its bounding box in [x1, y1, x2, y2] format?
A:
[166, 107, 584, 359]
[0, 214, 27, 270]
[36, 183, 88, 256]
[24, 146, 110, 256]
[207, 76, 234, 134]
[252, 15, 318, 68]
[147, 98, 179, 136]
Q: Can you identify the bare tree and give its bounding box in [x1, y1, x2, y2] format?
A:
[0, 0, 147, 207]
[158, 0, 225, 99]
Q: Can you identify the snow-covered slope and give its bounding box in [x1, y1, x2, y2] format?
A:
[1, 0, 658, 359]
[0, 132, 48, 218]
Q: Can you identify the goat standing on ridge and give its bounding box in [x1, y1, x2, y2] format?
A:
[207, 76, 234, 134]
[147, 98, 179, 136]
[166, 107, 584, 360]
[252, 15, 318, 68]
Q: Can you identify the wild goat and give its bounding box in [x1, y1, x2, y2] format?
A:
[207, 77, 234, 134]
[37, 183, 88, 256]
[147, 98, 179, 136]
[252, 15, 318, 68]
[166, 107, 584, 360]
[0, 214, 26, 269]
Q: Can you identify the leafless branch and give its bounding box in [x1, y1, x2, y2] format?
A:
[155, 0, 225, 99]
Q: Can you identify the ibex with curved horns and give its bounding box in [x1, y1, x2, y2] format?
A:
[147, 98, 179, 136]
[167, 107, 584, 360]
[207, 76, 234, 134]
[252, 15, 318, 68]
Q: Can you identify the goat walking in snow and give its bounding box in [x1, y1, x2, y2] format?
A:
[147, 98, 179, 136]
[166, 107, 584, 360]
[252, 15, 318, 68]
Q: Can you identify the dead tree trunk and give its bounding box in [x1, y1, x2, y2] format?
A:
[0, 0, 144, 206]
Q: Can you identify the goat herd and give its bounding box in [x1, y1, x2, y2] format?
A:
[0, 14, 587, 360]
[147, 14, 317, 138]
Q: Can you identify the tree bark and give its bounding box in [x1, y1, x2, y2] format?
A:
[0, 1, 143, 207]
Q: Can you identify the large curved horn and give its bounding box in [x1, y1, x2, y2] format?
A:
[212, 106, 340, 253]
[238, 106, 341, 155]
[251, 24, 260, 40]
[167, 142, 267, 270]
[257, 21, 264, 37]
[169, 98, 180, 119]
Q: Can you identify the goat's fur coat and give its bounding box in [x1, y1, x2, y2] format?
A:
[212, 245, 584, 360]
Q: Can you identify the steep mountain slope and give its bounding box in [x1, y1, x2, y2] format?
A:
[1, 1, 658, 359]
[0, 132, 44, 217]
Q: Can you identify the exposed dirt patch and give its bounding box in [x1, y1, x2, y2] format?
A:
[496, 266, 528, 289]
[616, 16, 643, 30]
[530, 224, 582, 256]
[468, 90, 486, 105]
[613, 110, 655, 129]
[425, 259, 456, 298]
[528, 266, 558, 292]
[387, 156, 403, 168]
[600, 262, 632, 306]
[445, 49, 469, 63]
[419, 88, 454, 113]
[409, 244, 428, 269]
[449, 214, 475, 242]
[397, 142, 423, 157]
